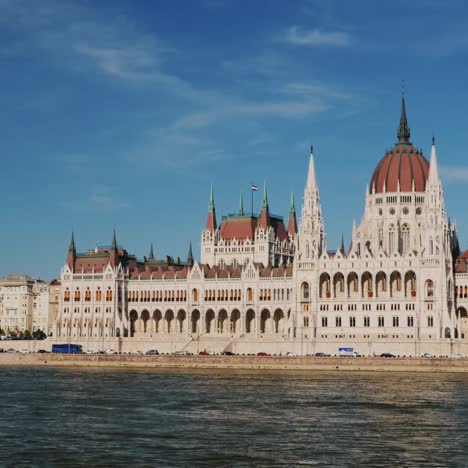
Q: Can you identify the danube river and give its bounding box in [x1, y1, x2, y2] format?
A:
[0, 367, 466, 466]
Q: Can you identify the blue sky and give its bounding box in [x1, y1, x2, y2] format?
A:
[1, 0, 468, 279]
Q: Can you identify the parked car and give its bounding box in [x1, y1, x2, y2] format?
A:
[380, 353, 396, 358]
[222, 351, 235, 356]
[145, 350, 159, 355]
[105, 349, 118, 355]
[314, 352, 330, 357]
[422, 353, 433, 358]
[37, 349, 49, 354]
[449, 354, 463, 359]
[6, 349, 17, 353]
[198, 351, 209, 356]
[286, 352, 298, 357]
[257, 352, 270, 356]
[173, 350, 190, 356]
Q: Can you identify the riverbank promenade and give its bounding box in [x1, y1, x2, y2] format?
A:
[2, 353, 468, 373]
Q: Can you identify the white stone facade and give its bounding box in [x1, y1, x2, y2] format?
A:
[52, 102, 468, 356]
[0, 274, 34, 332]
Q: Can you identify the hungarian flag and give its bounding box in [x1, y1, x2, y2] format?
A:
[251, 184, 258, 191]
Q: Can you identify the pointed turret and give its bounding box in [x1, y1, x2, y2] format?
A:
[187, 242, 194, 266]
[340, 234, 345, 254]
[205, 185, 217, 231]
[111, 228, 117, 251]
[306, 144, 318, 191]
[67, 231, 76, 270]
[149, 242, 154, 260]
[287, 192, 297, 237]
[397, 94, 411, 144]
[238, 192, 244, 216]
[258, 182, 270, 229]
[109, 229, 118, 268]
[298, 145, 325, 260]
[427, 136, 440, 186]
[68, 231, 76, 253]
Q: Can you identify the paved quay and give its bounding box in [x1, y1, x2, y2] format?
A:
[1, 353, 468, 372]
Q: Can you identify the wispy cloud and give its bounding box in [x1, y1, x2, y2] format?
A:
[63, 188, 128, 212]
[286, 26, 352, 47]
[440, 166, 468, 182]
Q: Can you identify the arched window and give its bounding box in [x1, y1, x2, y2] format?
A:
[74, 289, 81, 301]
[192, 288, 198, 302]
[401, 224, 410, 254]
[425, 279, 434, 297]
[302, 282, 310, 300]
[247, 288, 253, 302]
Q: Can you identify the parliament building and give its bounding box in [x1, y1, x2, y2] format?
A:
[53, 98, 468, 356]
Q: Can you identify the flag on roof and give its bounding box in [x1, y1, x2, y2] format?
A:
[251, 184, 258, 191]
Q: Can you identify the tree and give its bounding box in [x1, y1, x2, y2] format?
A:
[0, 328, 5, 336]
[32, 329, 47, 340]
[20, 330, 32, 340]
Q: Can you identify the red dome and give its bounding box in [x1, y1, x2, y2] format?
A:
[370, 143, 430, 193]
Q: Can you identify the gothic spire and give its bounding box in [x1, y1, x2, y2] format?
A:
[262, 181, 269, 209]
[287, 192, 297, 236]
[289, 192, 296, 214]
[427, 136, 440, 186]
[68, 231, 76, 252]
[205, 185, 217, 231]
[340, 234, 345, 254]
[397, 94, 411, 144]
[238, 192, 244, 216]
[111, 228, 117, 251]
[149, 242, 154, 260]
[187, 242, 194, 266]
[259, 181, 270, 229]
[306, 144, 318, 192]
[208, 184, 215, 212]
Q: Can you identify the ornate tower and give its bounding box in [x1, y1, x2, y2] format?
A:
[297, 146, 325, 263]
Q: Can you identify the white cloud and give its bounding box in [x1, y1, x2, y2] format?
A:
[63, 188, 128, 212]
[440, 166, 468, 182]
[286, 26, 352, 47]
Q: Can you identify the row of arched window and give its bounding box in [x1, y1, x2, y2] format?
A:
[64, 287, 112, 302]
[128, 290, 188, 302]
[301, 273, 433, 300]
[63, 307, 112, 314]
[455, 286, 468, 299]
[204, 289, 241, 301]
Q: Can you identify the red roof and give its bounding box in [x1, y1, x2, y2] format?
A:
[370, 144, 429, 193]
[219, 217, 257, 240]
[218, 215, 288, 242]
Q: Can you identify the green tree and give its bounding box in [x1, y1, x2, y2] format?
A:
[0, 327, 5, 336]
[32, 329, 47, 340]
[20, 330, 32, 340]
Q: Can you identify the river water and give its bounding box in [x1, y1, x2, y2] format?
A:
[0, 367, 466, 467]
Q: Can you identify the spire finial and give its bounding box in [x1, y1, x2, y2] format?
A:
[310, 144, 313, 154]
[289, 192, 296, 214]
[208, 184, 215, 212]
[239, 192, 244, 215]
[340, 234, 345, 254]
[262, 181, 269, 209]
[68, 231, 76, 252]
[432, 134, 435, 146]
[111, 228, 117, 250]
[187, 242, 194, 266]
[149, 242, 154, 260]
[397, 90, 411, 144]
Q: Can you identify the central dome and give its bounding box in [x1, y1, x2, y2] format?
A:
[370, 144, 429, 193]
[369, 96, 430, 194]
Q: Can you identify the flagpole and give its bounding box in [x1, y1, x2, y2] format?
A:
[251, 182, 253, 216]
